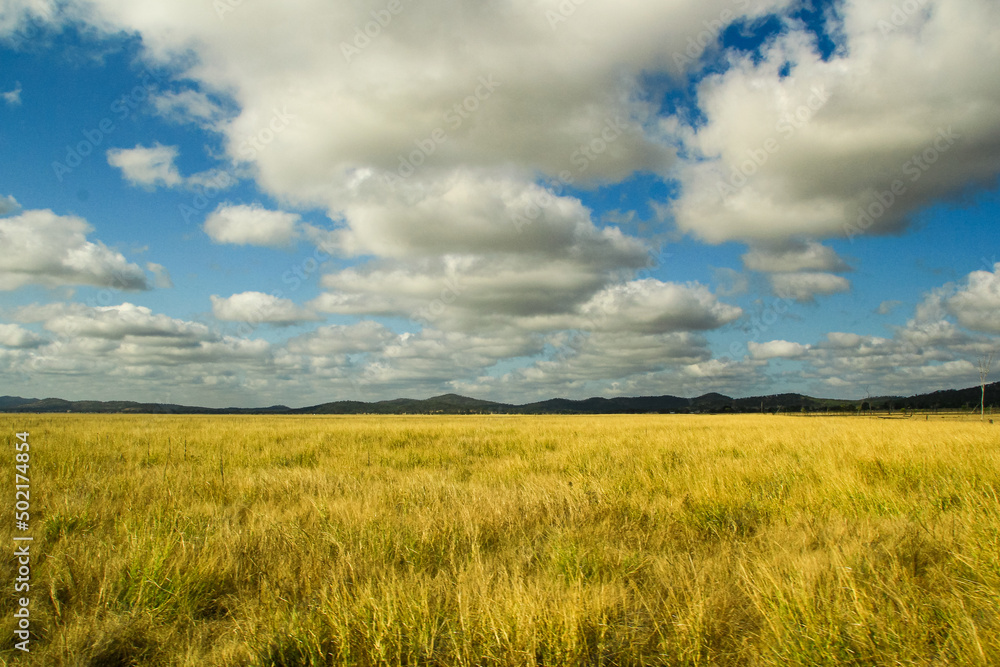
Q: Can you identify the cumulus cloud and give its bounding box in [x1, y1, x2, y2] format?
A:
[8, 1, 1000, 254]
[505, 330, 711, 390]
[11, 303, 272, 376]
[211, 292, 318, 325]
[742, 241, 850, 273]
[577, 280, 743, 334]
[672, 0, 1000, 244]
[18, 0, 787, 242]
[946, 262, 1000, 333]
[203, 203, 301, 247]
[18, 302, 209, 340]
[0, 324, 43, 348]
[770, 272, 850, 303]
[286, 321, 395, 356]
[106, 143, 183, 188]
[313, 255, 620, 328]
[748, 340, 811, 360]
[312, 202, 651, 326]
[897, 318, 973, 349]
[0, 209, 148, 290]
[309, 172, 644, 260]
[0, 194, 20, 216]
[794, 287, 997, 396]
[373, 328, 543, 387]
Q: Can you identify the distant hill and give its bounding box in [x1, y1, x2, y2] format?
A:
[0, 397, 289, 415]
[289, 393, 511, 415]
[1, 382, 997, 415]
[0, 396, 38, 410]
[868, 382, 1000, 412]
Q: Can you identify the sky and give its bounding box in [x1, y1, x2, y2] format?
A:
[0, 0, 998, 408]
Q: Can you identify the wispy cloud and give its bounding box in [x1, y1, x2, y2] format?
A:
[2, 81, 21, 106]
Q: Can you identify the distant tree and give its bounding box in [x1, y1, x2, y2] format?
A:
[979, 352, 995, 421]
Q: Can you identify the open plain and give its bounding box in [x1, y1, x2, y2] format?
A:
[1, 414, 998, 666]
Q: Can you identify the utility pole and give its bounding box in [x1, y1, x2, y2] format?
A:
[980, 352, 995, 421]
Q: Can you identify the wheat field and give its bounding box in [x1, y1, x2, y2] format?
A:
[0, 414, 998, 666]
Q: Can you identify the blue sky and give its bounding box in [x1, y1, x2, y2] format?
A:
[0, 0, 998, 407]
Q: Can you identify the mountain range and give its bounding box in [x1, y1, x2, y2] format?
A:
[1, 382, 997, 415]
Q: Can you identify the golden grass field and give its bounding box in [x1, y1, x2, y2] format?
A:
[0, 414, 998, 666]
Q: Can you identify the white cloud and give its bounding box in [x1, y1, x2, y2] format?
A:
[0, 1, 60, 36]
[823, 332, 889, 352]
[771, 272, 850, 303]
[947, 262, 1000, 334]
[14, 302, 271, 365]
[286, 321, 394, 356]
[897, 318, 973, 350]
[748, 340, 811, 360]
[577, 279, 743, 334]
[877, 300, 903, 315]
[106, 143, 183, 188]
[2, 82, 20, 105]
[0, 194, 20, 216]
[672, 0, 1000, 244]
[505, 330, 711, 388]
[0, 209, 148, 291]
[152, 89, 226, 125]
[0, 324, 43, 348]
[19, 302, 208, 340]
[311, 203, 651, 329]
[312, 254, 625, 328]
[146, 262, 173, 289]
[203, 203, 301, 247]
[25, 0, 787, 241]
[798, 299, 996, 396]
[713, 267, 749, 297]
[7, 0, 1000, 252]
[0, 302, 280, 406]
[310, 172, 645, 260]
[211, 292, 318, 325]
[184, 168, 239, 191]
[742, 241, 849, 273]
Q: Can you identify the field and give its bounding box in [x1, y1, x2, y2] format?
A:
[0, 414, 998, 666]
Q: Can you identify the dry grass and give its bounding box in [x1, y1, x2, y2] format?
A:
[0, 414, 998, 665]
